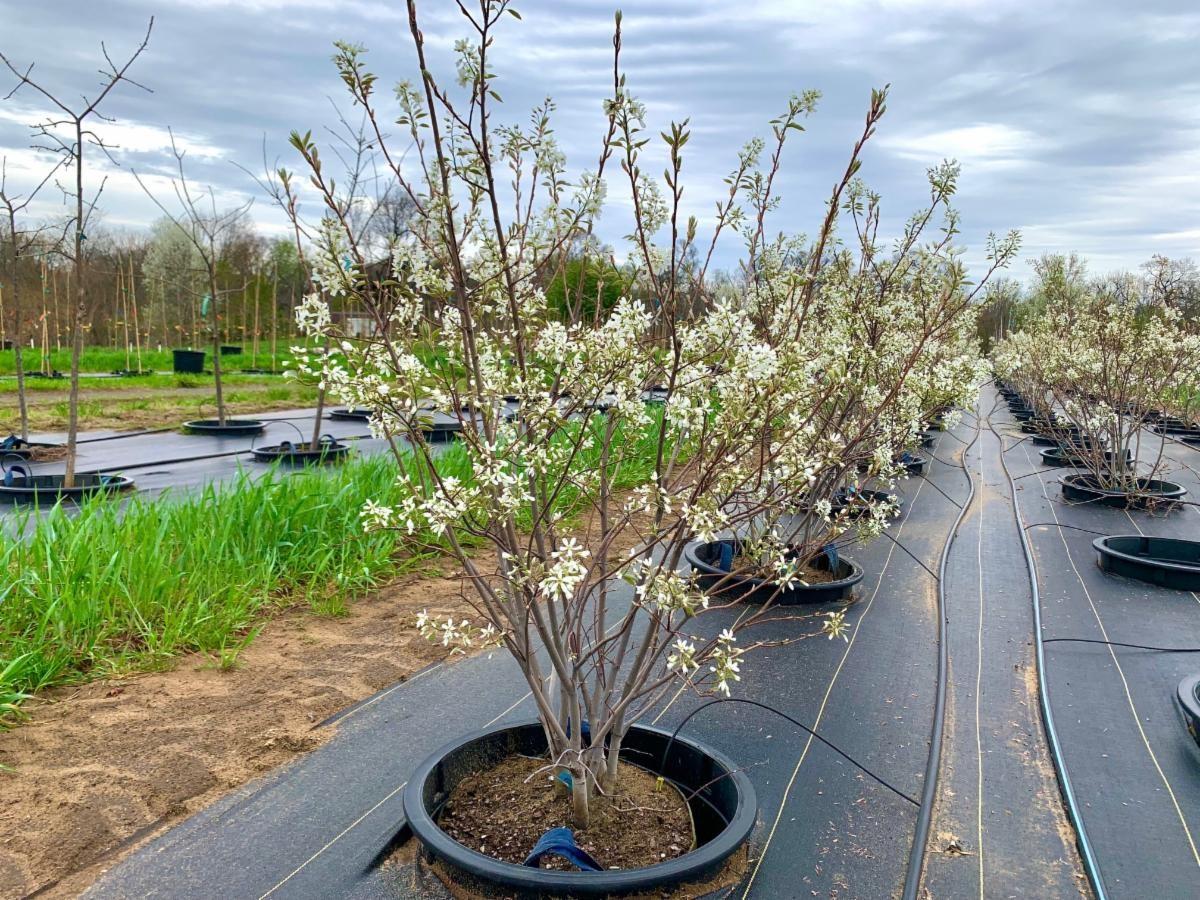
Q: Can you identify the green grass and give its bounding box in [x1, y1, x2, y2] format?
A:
[0, 346, 294, 376]
[0, 412, 672, 720]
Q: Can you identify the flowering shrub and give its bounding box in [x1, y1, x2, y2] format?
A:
[287, 1, 1015, 827]
[994, 288, 1200, 489]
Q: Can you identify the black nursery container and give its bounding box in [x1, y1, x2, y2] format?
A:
[1061, 474, 1186, 510]
[172, 349, 205, 374]
[1093, 535, 1200, 590]
[183, 418, 266, 437]
[402, 721, 756, 899]
[0, 471, 134, 503]
[685, 537, 863, 604]
[1178, 675, 1200, 751]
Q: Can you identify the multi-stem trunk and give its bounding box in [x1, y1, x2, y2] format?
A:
[6, 251, 29, 439]
[208, 266, 226, 426]
[63, 123, 86, 489]
[310, 331, 330, 447]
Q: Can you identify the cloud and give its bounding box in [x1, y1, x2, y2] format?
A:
[879, 123, 1047, 173]
[0, 0, 1196, 279]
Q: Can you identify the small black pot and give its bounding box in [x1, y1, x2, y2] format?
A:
[183, 418, 266, 436]
[1178, 675, 1200, 751]
[685, 538, 863, 604]
[1030, 433, 1058, 447]
[919, 430, 938, 449]
[0, 471, 134, 503]
[899, 454, 929, 476]
[1093, 535, 1200, 590]
[328, 407, 373, 422]
[402, 721, 756, 899]
[251, 438, 351, 465]
[1061, 474, 1187, 510]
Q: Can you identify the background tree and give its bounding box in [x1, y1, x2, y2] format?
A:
[0, 18, 154, 486]
[0, 156, 62, 439]
[134, 132, 253, 426]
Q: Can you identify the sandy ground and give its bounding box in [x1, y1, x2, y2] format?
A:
[0, 567, 474, 899]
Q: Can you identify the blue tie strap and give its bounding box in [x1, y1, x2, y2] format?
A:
[522, 827, 602, 871]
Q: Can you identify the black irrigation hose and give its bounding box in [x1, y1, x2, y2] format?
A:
[76, 426, 177, 444]
[659, 697, 920, 809]
[874, 530, 940, 581]
[1042, 637, 1200, 653]
[901, 394, 985, 900]
[1022, 522, 1109, 537]
[913, 471, 963, 509]
[22, 433, 379, 478]
[989, 400, 1110, 900]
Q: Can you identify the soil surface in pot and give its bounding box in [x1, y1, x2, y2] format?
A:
[438, 755, 692, 871]
[731, 554, 839, 584]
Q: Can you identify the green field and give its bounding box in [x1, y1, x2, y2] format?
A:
[0, 346, 293, 376]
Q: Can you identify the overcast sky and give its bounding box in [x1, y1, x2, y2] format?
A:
[1, 0, 1198, 282]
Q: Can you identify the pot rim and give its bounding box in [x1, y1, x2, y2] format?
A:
[1178, 675, 1200, 746]
[251, 441, 351, 461]
[1092, 534, 1200, 576]
[1061, 473, 1187, 499]
[401, 719, 757, 896]
[183, 418, 267, 434]
[0, 472, 134, 500]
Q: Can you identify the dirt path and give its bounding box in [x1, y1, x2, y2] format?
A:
[0, 381, 318, 433]
[0, 568, 473, 899]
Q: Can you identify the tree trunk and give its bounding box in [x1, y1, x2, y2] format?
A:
[64, 125, 86, 490]
[7, 264, 29, 439]
[209, 269, 226, 425]
[570, 766, 592, 829]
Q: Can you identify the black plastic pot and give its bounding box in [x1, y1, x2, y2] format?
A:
[1093, 535, 1200, 590]
[1039, 447, 1130, 469]
[900, 454, 929, 476]
[402, 720, 756, 899]
[685, 538, 863, 604]
[1061, 474, 1187, 510]
[183, 418, 266, 436]
[1012, 409, 1037, 422]
[327, 407, 373, 422]
[1, 436, 62, 461]
[251, 437, 351, 465]
[1030, 433, 1058, 447]
[1178, 675, 1200, 751]
[219, 345, 242, 355]
[799, 488, 899, 520]
[0, 471, 134, 503]
[172, 349, 205, 374]
[1152, 423, 1200, 441]
[919, 430, 938, 449]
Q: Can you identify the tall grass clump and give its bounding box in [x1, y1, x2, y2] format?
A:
[0, 453, 433, 707]
[0, 413, 668, 717]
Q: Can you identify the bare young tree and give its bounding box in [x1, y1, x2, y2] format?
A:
[133, 132, 252, 426]
[0, 156, 64, 439]
[0, 18, 153, 486]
